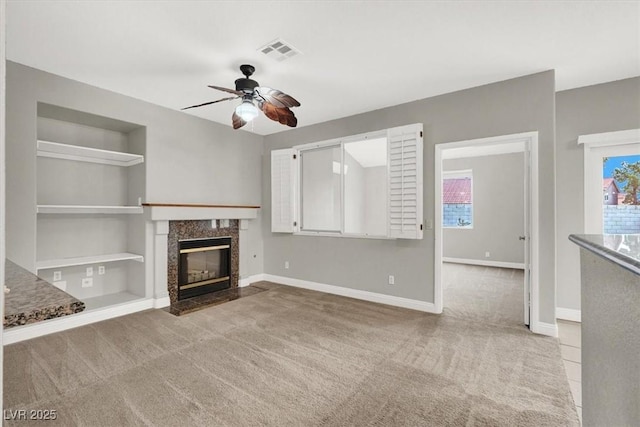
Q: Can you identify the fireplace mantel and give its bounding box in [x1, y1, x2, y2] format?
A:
[143, 203, 259, 221]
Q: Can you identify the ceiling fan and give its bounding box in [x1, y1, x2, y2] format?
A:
[182, 64, 301, 130]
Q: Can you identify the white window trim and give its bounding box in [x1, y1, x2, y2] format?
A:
[442, 169, 473, 229]
[270, 124, 423, 240]
[579, 128, 640, 233]
[295, 129, 390, 238]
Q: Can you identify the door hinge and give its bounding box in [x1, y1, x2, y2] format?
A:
[293, 154, 297, 160]
[293, 221, 297, 227]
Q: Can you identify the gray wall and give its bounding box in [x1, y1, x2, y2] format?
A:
[555, 77, 640, 311]
[443, 153, 525, 264]
[6, 61, 265, 276]
[579, 249, 640, 426]
[263, 71, 557, 324]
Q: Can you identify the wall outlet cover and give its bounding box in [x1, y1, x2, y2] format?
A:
[86, 267, 93, 277]
[81, 278, 93, 288]
[53, 271, 62, 281]
[285, 261, 290, 269]
[53, 281, 67, 291]
[98, 266, 105, 275]
[485, 252, 491, 258]
[388, 275, 395, 285]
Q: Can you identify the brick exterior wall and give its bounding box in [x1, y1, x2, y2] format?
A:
[443, 203, 472, 227]
[603, 205, 640, 234]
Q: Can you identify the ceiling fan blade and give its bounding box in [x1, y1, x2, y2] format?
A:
[255, 87, 301, 108]
[259, 102, 281, 122]
[232, 112, 247, 130]
[259, 102, 297, 127]
[208, 85, 243, 96]
[181, 96, 239, 110]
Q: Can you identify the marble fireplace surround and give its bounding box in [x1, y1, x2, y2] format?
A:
[167, 220, 239, 304]
[144, 203, 259, 307]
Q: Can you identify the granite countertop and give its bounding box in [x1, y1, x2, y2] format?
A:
[4, 260, 85, 328]
[569, 234, 640, 276]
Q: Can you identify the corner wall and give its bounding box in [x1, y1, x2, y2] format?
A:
[555, 76, 640, 314]
[263, 71, 557, 324]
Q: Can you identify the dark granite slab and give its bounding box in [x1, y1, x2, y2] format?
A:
[569, 234, 640, 276]
[167, 219, 240, 305]
[168, 284, 267, 316]
[4, 260, 85, 328]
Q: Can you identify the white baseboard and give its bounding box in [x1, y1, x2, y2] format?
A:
[3, 297, 167, 345]
[556, 307, 581, 322]
[153, 296, 170, 308]
[262, 274, 439, 313]
[443, 257, 525, 270]
[239, 274, 265, 287]
[530, 320, 558, 337]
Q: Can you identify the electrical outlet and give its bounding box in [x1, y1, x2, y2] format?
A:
[285, 261, 289, 269]
[425, 219, 433, 230]
[53, 271, 62, 281]
[485, 251, 490, 258]
[98, 266, 105, 275]
[388, 275, 395, 285]
[82, 278, 93, 288]
[86, 267, 93, 277]
[53, 281, 67, 291]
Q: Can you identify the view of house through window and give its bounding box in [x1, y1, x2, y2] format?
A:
[442, 170, 473, 228]
[603, 154, 640, 234]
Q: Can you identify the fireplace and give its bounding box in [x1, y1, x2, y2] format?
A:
[178, 237, 231, 300]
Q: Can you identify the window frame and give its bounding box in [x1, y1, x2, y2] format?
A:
[295, 129, 390, 239]
[270, 123, 424, 240]
[442, 169, 474, 229]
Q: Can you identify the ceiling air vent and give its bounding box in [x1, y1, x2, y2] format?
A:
[258, 39, 301, 62]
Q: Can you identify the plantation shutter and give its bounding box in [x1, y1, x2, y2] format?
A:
[271, 148, 297, 233]
[388, 124, 423, 239]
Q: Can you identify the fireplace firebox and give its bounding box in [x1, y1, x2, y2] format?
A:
[178, 237, 231, 300]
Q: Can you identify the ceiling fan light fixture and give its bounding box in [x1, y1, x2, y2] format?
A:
[235, 99, 259, 122]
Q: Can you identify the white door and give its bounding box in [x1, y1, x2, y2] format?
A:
[584, 142, 640, 234]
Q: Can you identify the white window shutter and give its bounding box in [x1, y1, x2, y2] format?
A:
[387, 124, 423, 239]
[271, 148, 297, 233]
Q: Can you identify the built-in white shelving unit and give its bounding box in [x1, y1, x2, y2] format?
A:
[36, 252, 144, 271]
[34, 103, 148, 319]
[37, 205, 143, 214]
[37, 140, 144, 167]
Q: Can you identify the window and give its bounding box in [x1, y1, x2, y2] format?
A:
[442, 170, 473, 228]
[300, 145, 342, 232]
[271, 123, 423, 239]
[602, 154, 640, 234]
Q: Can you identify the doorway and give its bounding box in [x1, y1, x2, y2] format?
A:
[434, 132, 540, 331]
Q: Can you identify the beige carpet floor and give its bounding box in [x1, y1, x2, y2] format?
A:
[4, 271, 579, 426]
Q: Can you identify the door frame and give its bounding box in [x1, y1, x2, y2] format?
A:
[579, 128, 640, 233]
[434, 131, 540, 332]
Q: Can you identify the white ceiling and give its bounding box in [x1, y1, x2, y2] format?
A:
[6, 1, 640, 136]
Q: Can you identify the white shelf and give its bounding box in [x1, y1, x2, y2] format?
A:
[81, 291, 146, 312]
[37, 205, 144, 214]
[37, 140, 144, 167]
[36, 252, 144, 270]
